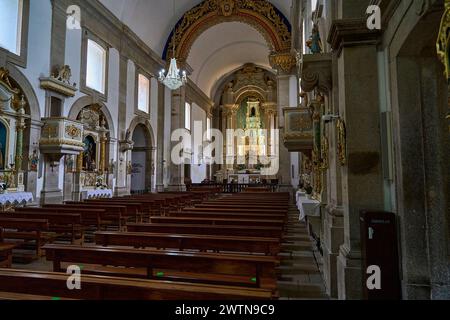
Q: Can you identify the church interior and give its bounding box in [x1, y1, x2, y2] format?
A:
[0, 0, 449, 302]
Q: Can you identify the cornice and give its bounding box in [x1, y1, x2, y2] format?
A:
[327, 18, 381, 56]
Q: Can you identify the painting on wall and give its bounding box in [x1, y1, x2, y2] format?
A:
[0, 121, 7, 170]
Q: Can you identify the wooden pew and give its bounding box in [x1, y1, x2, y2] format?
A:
[44, 204, 125, 230]
[0, 217, 50, 258]
[168, 210, 285, 221]
[127, 223, 283, 238]
[44, 244, 278, 290]
[0, 269, 273, 300]
[4, 212, 83, 244]
[15, 207, 104, 231]
[0, 229, 15, 268]
[84, 200, 144, 222]
[183, 206, 288, 215]
[95, 231, 280, 255]
[150, 216, 285, 228]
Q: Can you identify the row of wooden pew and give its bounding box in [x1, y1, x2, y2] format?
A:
[0, 191, 290, 300]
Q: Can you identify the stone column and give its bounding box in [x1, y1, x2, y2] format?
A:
[156, 82, 165, 192]
[329, 20, 384, 300]
[168, 86, 186, 191]
[261, 103, 277, 157]
[114, 55, 129, 196]
[222, 104, 238, 171]
[14, 100, 26, 191]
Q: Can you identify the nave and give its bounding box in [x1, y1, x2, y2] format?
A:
[0, 189, 326, 300]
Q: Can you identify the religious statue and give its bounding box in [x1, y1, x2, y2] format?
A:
[127, 161, 132, 175]
[306, 24, 323, 54]
[29, 150, 39, 172]
[0, 142, 3, 170]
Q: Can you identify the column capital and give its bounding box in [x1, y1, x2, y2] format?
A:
[327, 19, 381, 56]
[269, 51, 297, 74]
[300, 53, 332, 94]
[222, 104, 239, 116]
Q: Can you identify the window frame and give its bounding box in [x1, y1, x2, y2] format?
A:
[134, 68, 152, 117]
[185, 102, 191, 131]
[80, 29, 109, 100]
[0, 0, 29, 67]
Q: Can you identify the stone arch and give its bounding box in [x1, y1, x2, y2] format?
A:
[67, 95, 116, 139]
[163, 0, 291, 62]
[6, 65, 41, 121]
[128, 116, 156, 193]
[235, 86, 267, 105]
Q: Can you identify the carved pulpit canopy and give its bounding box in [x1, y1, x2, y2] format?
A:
[78, 104, 108, 132]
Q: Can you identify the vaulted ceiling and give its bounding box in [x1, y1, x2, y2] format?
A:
[99, 0, 292, 97]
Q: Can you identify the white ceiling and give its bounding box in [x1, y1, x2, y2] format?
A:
[100, 0, 292, 97]
[188, 22, 271, 96]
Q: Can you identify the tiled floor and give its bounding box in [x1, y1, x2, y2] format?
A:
[277, 205, 329, 300]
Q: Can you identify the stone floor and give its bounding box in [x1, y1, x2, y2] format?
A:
[277, 204, 329, 300]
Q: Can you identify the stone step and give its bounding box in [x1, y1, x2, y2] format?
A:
[277, 282, 328, 299]
[276, 265, 320, 275]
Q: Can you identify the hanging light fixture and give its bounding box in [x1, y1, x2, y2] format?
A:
[158, 0, 187, 91]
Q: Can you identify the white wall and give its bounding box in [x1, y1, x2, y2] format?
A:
[19, 0, 52, 118]
[190, 103, 206, 183]
[106, 48, 120, 139]
[64, 25, 82, 116]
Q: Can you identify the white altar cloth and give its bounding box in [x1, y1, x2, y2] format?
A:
[0, 192, 34, 206]
[296, 191, 321, 221]
[85, 189, 113, 199]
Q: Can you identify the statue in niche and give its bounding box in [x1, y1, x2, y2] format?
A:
[83, 136, 97, 172]
[307, 24, 323, 54]
[29, 150, 39, 172]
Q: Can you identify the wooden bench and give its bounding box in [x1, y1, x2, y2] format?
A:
[0, 217, 50, 258]
[0, 268, 273, 300]
[43, 244, 278, 291]
[95, 231, 280, 255]
[44, 204, 125, 230]
[127, 223, 283, 238]
[4, 212, 83, 244]
[84, 200, 144, 222]
[0, 228, 15, 268]
[169, 210, 286, 221]
[150, 216, 285, 228]
[15, 207, 105, 231]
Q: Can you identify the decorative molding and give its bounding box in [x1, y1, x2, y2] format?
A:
[269, 51, 297, 74]
[437, 1, 450, 80]
[300, 53, 332, 94]
[327, 19, 380, 56]
[164, 0, 292, 62]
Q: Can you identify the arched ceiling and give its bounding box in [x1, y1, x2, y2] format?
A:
[100, 0, 292, 97]
[188, 22, 271, 96]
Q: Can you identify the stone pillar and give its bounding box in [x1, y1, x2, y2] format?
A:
[114, 55, 129, 196]
[222, 104, 238, 171]
[14, 101, 26, 191]
[261, 103, 277, 157]
[168, 87, 186, 191]
[156, 82, 165, 192]
[329, 20, 384, 299]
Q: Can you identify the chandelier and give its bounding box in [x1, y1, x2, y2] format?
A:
[158, 57, 187, 91]
[158, 0, 187, 91]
